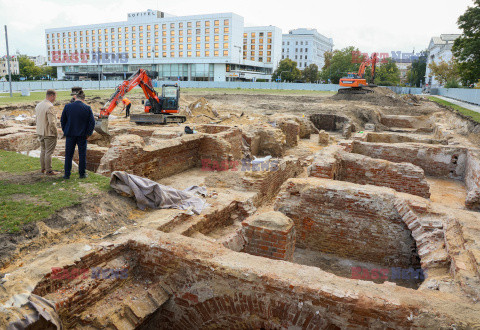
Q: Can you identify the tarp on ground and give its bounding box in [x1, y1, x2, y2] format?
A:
[110, 171, 208, 214]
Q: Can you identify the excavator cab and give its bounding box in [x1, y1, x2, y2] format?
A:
[160, 84, 180, 113]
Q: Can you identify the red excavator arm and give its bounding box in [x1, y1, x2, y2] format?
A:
[99, 69, 160, 118]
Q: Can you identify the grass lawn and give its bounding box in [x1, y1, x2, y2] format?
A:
[0, 88, 145, 105]
[0, 150, 110, 233]
[0, 86, 334, 105]
[428, 96, 480, 123]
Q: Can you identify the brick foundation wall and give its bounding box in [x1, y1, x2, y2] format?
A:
[274, 178, 418, 268]
[0, 131, 40, 152]
[278, 120, 300, 148]
[340, 153, 430, 198]
[198, 128, 243, 168]
[465, 149, 480, 210]
[242, 157, 303, 206]
[242, 211, 295, 261]
[380, 115, 420, 128]
[29, 230, 479, 328]
[351, 141, 467, 178]
[97, 135, 202, 180]
[197, 124, 232, 134]
[96, 127, 243, 180]
[308, 146, 430, 198]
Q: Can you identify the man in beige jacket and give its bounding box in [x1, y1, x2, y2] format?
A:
[35, 89, 60, 175]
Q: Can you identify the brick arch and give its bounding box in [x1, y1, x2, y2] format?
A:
[149, 293, 337, 329]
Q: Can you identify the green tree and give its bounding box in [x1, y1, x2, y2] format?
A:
[272, 58, 301, 82]
[452, 0, 480, 85]
[428, 59, 460, 86]
[18, 55, 37, 79]
[374, 58, 401, 86]
[302, 64, 319, 83]
[319, 46, 363, 84]
[406, 57, 427, 87]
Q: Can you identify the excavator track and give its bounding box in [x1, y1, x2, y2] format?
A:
[130, 113, 187, 125]
[337, 87, 375, 95]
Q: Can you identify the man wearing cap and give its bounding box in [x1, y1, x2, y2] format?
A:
[60, 88, 96, 179]
[35, 89, 60, 175]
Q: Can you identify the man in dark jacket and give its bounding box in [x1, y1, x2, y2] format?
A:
[60, 89, 95, 179]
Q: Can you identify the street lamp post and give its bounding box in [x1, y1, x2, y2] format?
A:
[4, 25, 13, 97]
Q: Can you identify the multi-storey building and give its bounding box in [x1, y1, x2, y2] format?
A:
[425, 34, 461, 87]
[281, 28, 333, 70]
[0, 56, 19, 78]
[45, 9, 281, 81]
[29, 55, 47, 67]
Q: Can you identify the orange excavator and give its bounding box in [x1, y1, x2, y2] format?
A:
[94, 69, 186, 135]
[338, 52, 378, 94]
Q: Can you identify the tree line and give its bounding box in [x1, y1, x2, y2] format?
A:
[273, 0, 479, 88]
[2, 55, 57, 81]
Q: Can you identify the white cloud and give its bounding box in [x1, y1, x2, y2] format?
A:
[0, 0, 473, 57]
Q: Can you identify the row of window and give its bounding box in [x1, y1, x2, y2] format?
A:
[243, 32, 273, 38]
[49, 50, 230, 61]
[282, 40, 309, 46]
[47, 28, 230, 45]
[282, 54, 308, 60]
[48, 35, 230, 48]
[48, 41, 230, 53]
[243, 38, 273, 45]
[46, 20, 230, 39]
[282, 48, 309, 53]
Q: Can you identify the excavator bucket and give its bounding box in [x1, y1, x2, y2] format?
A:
[94, 117, 110, 135]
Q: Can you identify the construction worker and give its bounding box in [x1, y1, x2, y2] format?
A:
[35, 89, 60, 175]
[61, 88, 95, 179]
[121, 97, 131, 117]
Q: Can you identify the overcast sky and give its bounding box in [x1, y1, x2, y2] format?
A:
[0, 0, 474, 57]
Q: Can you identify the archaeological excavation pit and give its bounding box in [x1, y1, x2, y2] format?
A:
[2, 88, 480, 329]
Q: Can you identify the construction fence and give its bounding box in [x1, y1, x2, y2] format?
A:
[1, 80, 478, 105]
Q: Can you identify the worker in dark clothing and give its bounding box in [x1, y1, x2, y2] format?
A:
[60, 88, 95, 179]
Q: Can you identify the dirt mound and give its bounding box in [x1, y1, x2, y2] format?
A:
[331, 87, 414, 106]
[183, 97, 219, 118]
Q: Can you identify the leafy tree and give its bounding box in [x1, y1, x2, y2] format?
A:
[302, 64, 319, 83]
[319, 46, 364, 84]
[374, 58, 401, 86]
[428, 59, 460, 86]
[452, 0, 480, 85]
[406, 57, 427, 87]
[272, 58, 301, 82]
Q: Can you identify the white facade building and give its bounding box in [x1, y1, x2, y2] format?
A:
[281, 28, 333, 70]
[425, 34, 460, 87]
[45, 9, 278, 81]
[29, 55, 47, 66]
[0, 56, 19, 78]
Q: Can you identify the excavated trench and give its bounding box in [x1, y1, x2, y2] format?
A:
[3, 97, 480, 328]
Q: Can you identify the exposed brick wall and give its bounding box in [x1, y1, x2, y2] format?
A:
[242, 157, 303, 206]
[242, 212, 295, 261]
[198, 128, 243, 168]
[465, 149, 480, 210]
[274, 178, 419, 268]
[97, 135, 201, 180]
[0, 131, 40, 152]
[340, 153, 430, 198]
[380, 115, 419, 128]
[308, 146, 430, 198]
[351, 141, 467, 178]
[96, 127, 243, 180]
[278, 120, 300, 148]
[29, 231, 478, 329]
[197, 124, 232, 134]
[358, 132, 447, 145]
